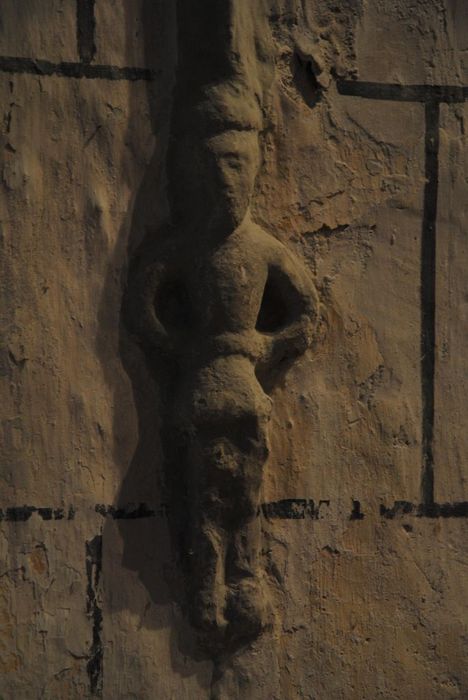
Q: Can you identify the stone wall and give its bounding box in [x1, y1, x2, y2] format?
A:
[1, 1, 467, 698]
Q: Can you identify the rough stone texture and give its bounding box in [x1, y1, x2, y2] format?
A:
[1, 1, 468, 698]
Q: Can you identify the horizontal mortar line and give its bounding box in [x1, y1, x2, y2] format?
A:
[337, 79, 468, 103]
[262, 498, 332, 520]
[1, 500, 468, 522]
[0, 503, 160, 522]
[95, 503, 159, 519]
[0, 55, 156, 81]
[380, 501, 468, 519]
[0, 505, 76, 521]
[263, 499, 468, 519]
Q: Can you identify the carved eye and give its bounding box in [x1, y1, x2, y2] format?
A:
[156, 278, 191, 331]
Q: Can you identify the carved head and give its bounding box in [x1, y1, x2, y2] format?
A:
[167, 0, 274, 231]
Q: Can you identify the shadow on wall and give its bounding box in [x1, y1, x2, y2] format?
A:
[95, 0, 210, 678]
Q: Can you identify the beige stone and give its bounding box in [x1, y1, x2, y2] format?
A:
[1, 1, 467, 698]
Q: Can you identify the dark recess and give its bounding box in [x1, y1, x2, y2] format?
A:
[77, 0, 96, 64]
[86, 534, 103, 697]
[256, 275, 290, 333]
[420, 101, 439, 507]
[293, 51, 323, 108]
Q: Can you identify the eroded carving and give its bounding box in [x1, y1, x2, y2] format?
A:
[125, 0, 319, 653]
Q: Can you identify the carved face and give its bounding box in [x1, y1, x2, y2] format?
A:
[167, 128, 261, 231]
[130, 220, 318, 650]
[204, 130, 261, 230]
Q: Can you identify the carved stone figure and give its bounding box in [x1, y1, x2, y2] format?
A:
[125, 0, 319, 653]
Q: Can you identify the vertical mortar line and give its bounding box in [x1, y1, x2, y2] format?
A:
[420, 99, 440, 508]
[76, 0, 96, 64]
[85, 530, 104, 697]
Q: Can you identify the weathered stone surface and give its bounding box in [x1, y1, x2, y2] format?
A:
[1, 1, 468, 698]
